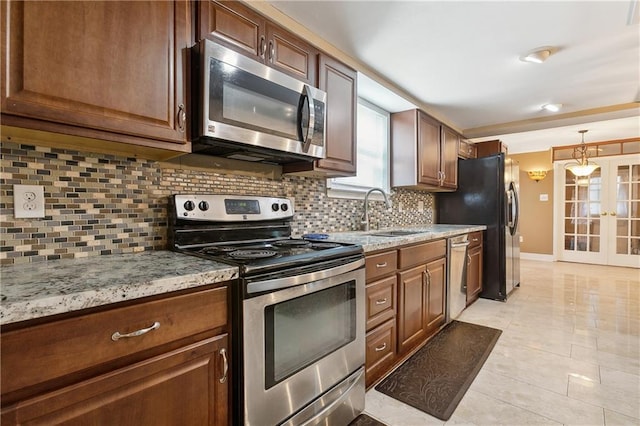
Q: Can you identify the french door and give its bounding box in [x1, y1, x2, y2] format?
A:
[555, 154, 640, 268]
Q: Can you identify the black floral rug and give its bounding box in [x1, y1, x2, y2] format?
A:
[375, 320, 501, 420]
[349, 413, 387, 426]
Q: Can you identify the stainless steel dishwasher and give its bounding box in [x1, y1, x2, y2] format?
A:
[446, 234, 470, 322]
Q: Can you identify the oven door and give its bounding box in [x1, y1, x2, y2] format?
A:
[242, 260, 365, 426]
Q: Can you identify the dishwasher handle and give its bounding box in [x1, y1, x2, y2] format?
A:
[450, 240, 471, 248]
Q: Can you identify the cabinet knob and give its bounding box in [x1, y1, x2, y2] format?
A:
[111, 321, 160, 341]
[376, 262, 388, 268]
[610, 212, 617, 216]
[375, 298, 388, 306]
[601, 212, 608, 216]
[268, 41, 275, 63]
[177, 104, 186, 133]
[259, 36, 266, 58]
[219, 348, 229, 383]
[374, 342, 387, 352]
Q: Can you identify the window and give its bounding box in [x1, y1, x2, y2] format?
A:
[327, 98, 390, 198]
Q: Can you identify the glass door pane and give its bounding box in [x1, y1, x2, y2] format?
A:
[614, 163, 640, 256]
[563, 169, 602, 253]
[604, 157, 640, 267]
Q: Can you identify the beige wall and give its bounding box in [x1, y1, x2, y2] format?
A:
[510, 151, 554, 255]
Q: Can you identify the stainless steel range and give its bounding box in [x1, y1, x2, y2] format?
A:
[169, 194, 366, 426]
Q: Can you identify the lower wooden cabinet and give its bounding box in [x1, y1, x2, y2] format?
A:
[397, 264, 428, 354]
[365, 318, 396, 387]
[425, 257, 446, 333]
[1, 335, 229, 426]
[1, 284, 230, 426]
[397, 256, 446, 355]
[466, 231, 484, 305]
[364, 239, 448, 387]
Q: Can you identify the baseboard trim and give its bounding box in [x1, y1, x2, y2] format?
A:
[520, 252, 554, 262]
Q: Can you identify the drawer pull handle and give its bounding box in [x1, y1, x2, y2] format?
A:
[111, 321, 160, 341]
[375, 298, 388, 305]
[219, 348, 229, 384]
[375, 343, 387, 352]
[376, 262, 388, 268]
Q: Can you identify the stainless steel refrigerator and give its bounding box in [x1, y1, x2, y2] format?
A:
[437, 153, 520, 301]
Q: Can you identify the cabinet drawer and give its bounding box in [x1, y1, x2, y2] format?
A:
[366, 276, 397, 331]
[1, 286, 228, 397]
[469, 231, 483, 248]
[365, 250, 397, 281]
[366, 320, 396, 371]
[365, 318, 396, 384]
[398, 239, 446, 269]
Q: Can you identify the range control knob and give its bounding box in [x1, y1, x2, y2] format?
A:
[184, 200, 196, 211]
[198, 201, 209, 211]
[280, 203, 289, 212]
[271, 203, 280, 212]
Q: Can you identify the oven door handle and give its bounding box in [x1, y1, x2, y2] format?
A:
[281, 367, 365, 426]
[246, 258, 365, 294]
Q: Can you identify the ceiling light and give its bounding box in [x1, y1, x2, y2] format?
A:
[541, 103, 562, 112]
[565, 130, 600, 177]
[519, 48, 552, 64]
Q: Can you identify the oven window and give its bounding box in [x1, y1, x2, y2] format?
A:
[264, 280, 356, 388]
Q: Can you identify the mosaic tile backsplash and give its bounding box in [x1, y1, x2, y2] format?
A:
[1, 142, 434, 265]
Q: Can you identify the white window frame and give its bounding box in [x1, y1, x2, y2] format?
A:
[327, 98, 390, 201]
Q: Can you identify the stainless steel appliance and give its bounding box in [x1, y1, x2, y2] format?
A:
[168, 194, 365, 426]
[437, 153, 520, 301]
[191, 39, 327, 164]
[446, 234, 470, 322]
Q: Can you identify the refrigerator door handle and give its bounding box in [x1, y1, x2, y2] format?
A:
[507, 182, 519, 235]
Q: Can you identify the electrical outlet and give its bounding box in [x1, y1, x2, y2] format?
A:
[14, 185, 45, 218]
[417, 200, 425, 212]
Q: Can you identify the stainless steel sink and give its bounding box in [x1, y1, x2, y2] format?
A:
[369, 230, 421, 237]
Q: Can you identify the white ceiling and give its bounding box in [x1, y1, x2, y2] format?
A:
[269, 0, 640, 153]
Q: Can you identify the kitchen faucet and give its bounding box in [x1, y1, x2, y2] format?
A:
[361, 188, 391, 231]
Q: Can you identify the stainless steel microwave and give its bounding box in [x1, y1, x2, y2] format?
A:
[192, 39, 326, 163]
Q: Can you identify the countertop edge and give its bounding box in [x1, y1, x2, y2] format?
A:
[1, 252, 238, 326]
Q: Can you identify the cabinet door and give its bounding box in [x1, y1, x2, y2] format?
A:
[441, 125, 460, 189]
[315, 54, 357, 175]
[417, 112, 442, 186]
[425, 257, 446, 332]
[466, 245, 483, 304]
[2, 1, 190, 144]
[397, 265, 428, 354]
[1, 335, 229, 426]
[198, 0, 265, 60]
[266, 23, 317, 85]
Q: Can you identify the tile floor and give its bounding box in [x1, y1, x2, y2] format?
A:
[364, 259, 640, 426]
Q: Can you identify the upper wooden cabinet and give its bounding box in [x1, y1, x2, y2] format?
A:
[440, 125, 460, 188]
[283, 54, 358, 177]
[475, 139, 508, 158]
[197, 0, 317, 85]
[1, 1, 192, 158]
[459, 139, 477, 159]
[391, 109, 459, 191]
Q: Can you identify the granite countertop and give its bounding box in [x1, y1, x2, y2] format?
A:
[1, 224, 483, 326]
[320, 224, 486, 253]
[0, 251, 238, 325]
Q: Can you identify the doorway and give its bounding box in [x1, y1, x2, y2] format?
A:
[554, 154, 640, 268]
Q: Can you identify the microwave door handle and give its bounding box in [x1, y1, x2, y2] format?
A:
[300, 85, 315, 153]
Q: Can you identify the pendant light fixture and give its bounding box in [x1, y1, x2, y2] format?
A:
[565, 130, 599, 177]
